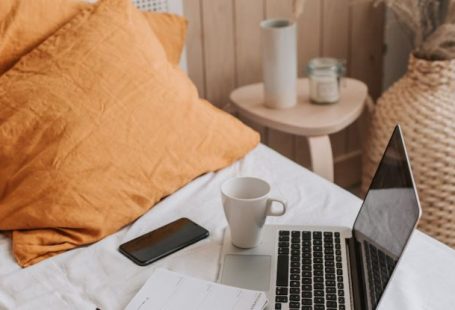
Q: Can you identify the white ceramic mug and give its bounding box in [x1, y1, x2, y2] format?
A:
[221, 177, 287, 248]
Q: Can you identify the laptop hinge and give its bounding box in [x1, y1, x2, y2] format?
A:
[346, 237, 366, 310]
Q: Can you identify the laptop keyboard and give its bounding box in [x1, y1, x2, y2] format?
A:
[275, 230, 345, 310]
[364, 241, 397, 308]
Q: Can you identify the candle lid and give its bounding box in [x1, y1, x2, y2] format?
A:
[305, 58, 346, 76]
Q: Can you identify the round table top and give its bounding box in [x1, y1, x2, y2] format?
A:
[230, 78, 368, 136]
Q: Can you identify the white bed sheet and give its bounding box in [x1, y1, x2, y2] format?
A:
[0, 144, 454, 309]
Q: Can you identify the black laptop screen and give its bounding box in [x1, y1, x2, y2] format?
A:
[353, 126, 420, 309]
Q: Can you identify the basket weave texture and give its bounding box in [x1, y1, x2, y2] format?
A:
[362, 54, 455, 247]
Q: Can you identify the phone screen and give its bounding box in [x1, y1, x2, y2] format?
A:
[119, 218, 209, 266]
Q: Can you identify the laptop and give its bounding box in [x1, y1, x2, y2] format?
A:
[219, 125, 421, 310]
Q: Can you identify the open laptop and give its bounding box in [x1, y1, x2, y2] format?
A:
[219, 125, 421, 310]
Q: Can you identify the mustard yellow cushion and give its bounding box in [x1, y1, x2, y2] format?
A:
[0, 0, 258, 267]
[0, 0, 187, 75]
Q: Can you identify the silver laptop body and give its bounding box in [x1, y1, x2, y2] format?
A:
[219, 125, 422, 310]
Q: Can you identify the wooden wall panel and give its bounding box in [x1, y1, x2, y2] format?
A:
[234, 0, 264, 86]
[183, 0, 205, 97]
[201, 0, 235, 108]
[183, 0, 385, 189]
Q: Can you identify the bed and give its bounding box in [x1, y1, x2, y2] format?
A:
[0, 144, 454, 309]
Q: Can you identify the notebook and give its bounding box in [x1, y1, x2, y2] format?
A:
[125, 268, 268, 310]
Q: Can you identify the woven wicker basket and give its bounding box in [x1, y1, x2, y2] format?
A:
[362, 54, 455, 247]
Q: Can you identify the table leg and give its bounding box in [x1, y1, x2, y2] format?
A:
[307, 135, 334, 182]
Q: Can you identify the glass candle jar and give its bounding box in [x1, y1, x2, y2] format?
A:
[305, 58, 345, 104]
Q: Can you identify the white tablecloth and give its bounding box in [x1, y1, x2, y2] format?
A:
[0, 144, 454, 309]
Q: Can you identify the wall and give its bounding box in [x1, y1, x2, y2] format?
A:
[183, 0, 384, 188]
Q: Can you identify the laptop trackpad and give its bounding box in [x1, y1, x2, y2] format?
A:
[220, 254, 271, 291]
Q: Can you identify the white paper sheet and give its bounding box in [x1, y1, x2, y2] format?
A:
[125, 268, 268, 310]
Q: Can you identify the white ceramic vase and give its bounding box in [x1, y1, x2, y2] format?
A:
[260, 19, 297, 109]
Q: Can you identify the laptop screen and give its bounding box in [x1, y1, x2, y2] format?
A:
[353, 126, 421, 309]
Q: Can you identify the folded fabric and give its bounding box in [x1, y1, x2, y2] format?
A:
[0, 0, 187, 76]
[0, 0, 259, 267]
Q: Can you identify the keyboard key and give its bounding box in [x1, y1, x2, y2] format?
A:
[291, 244, 300, 250]
[336, 250, 341, 255]
[276, 255, 289, 287]
[302, 284, 312, 291]
[315, 297, 325, 304]
[291, 274, 299, 280]
[336, 256, 342, 262]
[278, 248, 289, 255]
[302, 245, 311, 252]
[302, 252, 311, 259]
[275, 296, 287, 303]
[337, 276, 343, 282]
[302, 265, 311, 271]
[275, 303, 282, 309]
[302, 306, 312, 310]
[302, 240, 311, 246]
[291, 267, 300, 273]
[339, 290, 344, 296]
[290, 281, 300, 287]
[279, 230, 290, 236]
[336, 262, 342, 268]
[314, 257, 323, 264]
[326, 294, 336, 300]
[292, 231, 300, 237]
[291, 256, 300, 262]
[302, 231, 312, 239]
[326, 280, 336, 286]
[335, 244, 341, 249]
[314, 283, 324, 289]
[302, 271, 312, 278]
[315, 289, 324, 296]
[289, 302, 300, 309]
[313, 245, 322, 251]
[325, 260, 334, 267]
[326, 301, 337, 308]
[337, 282, 344, 289]
[288, 286, 298, 293]
[301, 298, 312, 305]
[324, 232, 333, 237]
[314, 252, 323, 258]
[325, 274, 335, 280]
[325, 254, 334, 261]
[279, 241, 289, 248]
[315, 305, 326, 310]
[324, 248, 334, 254]
[291, 237, 300, 243]
[314, 263, 323, 270]
[340, 305, 346, 310]
[291, 248, 300, 255]
[291, 261, 300, 268]
[302, 278, 312, 285]
[290, 294, 300, 301]
[337, 269, 343, 275]
[326, 287, 336, 293]
[302, 291, 312, 298]
[325, 267, 335, 274]
[276, 287, 288, 295]
[302, 258, 311, 265]
[314, 270, 323, 276]
[335, 237, 340, 244]
[314, 276, 324, 283]
[334, 232, 340, 237]
[313, 232, 322, 239]
[339, 297, 345, 304]
[313, 239, 322, 245]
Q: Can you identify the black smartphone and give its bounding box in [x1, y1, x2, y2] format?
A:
[118, 218, 209, 266]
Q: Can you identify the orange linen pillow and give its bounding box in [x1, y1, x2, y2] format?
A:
[0, 0, 187, 75]
[0, 0, 259, 267]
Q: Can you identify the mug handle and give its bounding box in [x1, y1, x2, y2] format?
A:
[266, 198, 287, 216]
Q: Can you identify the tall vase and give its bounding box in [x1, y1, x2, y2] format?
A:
[362, 54, 455, 247]
[260, 19, 297, 109]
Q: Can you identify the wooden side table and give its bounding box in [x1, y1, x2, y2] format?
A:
[230, 78, 368, 182]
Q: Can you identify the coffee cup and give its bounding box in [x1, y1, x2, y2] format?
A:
[221, 176, 287, 248]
